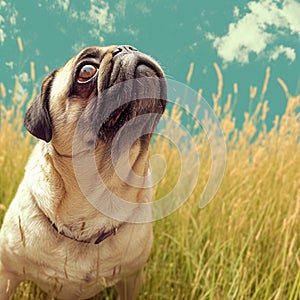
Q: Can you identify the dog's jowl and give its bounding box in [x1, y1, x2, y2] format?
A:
[0, 46, 167, 300]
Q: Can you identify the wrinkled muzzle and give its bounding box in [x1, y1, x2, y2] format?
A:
[78, 51, 167, 144]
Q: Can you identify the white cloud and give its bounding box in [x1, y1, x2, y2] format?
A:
[115, 0, 126, 17]
[72, 42, 87, 53]
[208, 0, 300, 64]
[135, 2, 151, 15]
[205, 32, 214, 41]
[123, 27, 139, 37]
[281, 0, 300, 35]
[0, 28, 6, 43]
[82, 0, 115, 34]
[9, 15, 16, 25]
[233, 6, 240, 18]
[88, 28, 105, 43]
[69, 9, 78, 19]
[270, 45, 296, 62]
[57, 0, 69, 11]
[45, 0, 116, 43]
[46, 0, 69, 11]
[0, 1, 18, 44]
[55, 0, 115, 43]
[5, 61, 14, 69]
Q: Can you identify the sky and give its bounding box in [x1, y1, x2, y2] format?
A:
[0, 0, 299, 128]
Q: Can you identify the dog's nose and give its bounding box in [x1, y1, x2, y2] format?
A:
[112, 45, 138, 57]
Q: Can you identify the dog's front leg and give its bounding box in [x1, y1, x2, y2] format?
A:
[116, 270, 144, 300]
[0, 263, 21, 300]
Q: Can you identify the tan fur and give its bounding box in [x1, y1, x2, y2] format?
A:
[0, 46, 165, 300]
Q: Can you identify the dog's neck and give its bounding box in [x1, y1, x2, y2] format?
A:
[27, 140, 151, 242]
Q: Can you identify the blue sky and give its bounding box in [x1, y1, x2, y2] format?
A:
[0, 0, 299, 128]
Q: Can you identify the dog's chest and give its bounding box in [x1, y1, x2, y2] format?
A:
[26, 245, 125, 296]
[2, 205, 152, 298]
[13, 229, 150, 297]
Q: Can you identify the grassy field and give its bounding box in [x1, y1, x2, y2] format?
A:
[0, 63, 299, 300]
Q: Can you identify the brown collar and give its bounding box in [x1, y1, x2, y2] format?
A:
[49, 219, 124, 244]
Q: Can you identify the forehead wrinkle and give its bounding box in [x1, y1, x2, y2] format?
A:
[75, 47, 102, 65]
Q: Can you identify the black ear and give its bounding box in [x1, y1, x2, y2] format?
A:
[24, 71, 56, 142]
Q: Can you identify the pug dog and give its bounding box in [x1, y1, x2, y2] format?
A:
[0, 45, 167, 300]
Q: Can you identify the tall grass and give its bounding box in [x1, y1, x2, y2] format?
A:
[0, 60, 299, 299]
[0, 79, 34, 224]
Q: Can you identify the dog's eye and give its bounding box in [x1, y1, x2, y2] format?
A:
[77, 64, 98, 83]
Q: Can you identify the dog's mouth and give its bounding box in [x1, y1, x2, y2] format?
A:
[96, 54, 167, 140]
[105, 63, 163, 123]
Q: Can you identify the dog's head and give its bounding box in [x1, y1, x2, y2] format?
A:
[24, 46, 167, 156]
